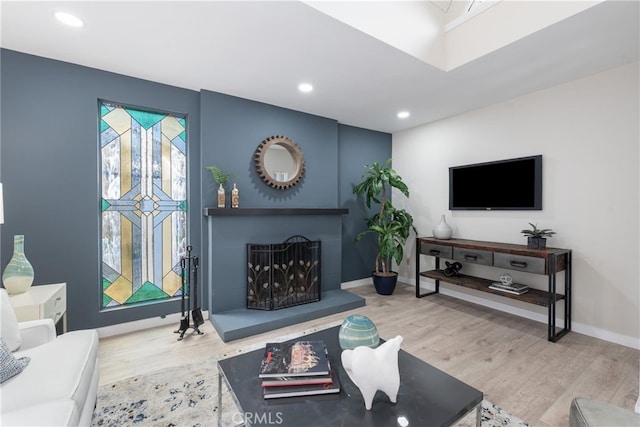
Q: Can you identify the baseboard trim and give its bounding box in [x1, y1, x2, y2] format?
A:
[341, 278, 372, 289]
[96, 311, 209, 338]
[396, 275, 640, 350]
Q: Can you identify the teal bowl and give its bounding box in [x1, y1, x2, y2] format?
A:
[338, 314, 379, 350]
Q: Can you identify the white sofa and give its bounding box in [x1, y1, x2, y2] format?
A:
[0, 289, 99, 426]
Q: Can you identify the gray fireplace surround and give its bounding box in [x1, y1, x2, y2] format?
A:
[205, 208, 366, 342]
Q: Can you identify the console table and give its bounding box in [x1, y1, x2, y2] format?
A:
[415, 237, 571, 342]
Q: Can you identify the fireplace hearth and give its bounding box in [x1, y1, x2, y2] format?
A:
[247, 235, 321, 310]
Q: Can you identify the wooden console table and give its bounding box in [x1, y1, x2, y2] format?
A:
[415, 237, 571, 342]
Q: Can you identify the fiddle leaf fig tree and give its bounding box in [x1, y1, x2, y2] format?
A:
[353, 159, 417, 276]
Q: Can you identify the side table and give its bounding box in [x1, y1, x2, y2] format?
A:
[8, 283, 67, 334]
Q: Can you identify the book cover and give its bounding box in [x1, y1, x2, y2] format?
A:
[261, 374, 333, 387]
[490, 281, 529, 291]
[258, 340, 330, 378]
[262, 367, 340, 399]
[489, 283, 529, 295]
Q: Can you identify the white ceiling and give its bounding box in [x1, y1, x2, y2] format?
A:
[1, 1, 638, 133]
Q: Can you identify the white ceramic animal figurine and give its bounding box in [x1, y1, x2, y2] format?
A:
[341, 335, 403, 410]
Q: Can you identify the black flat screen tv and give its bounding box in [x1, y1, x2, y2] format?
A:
[449, 155, 542, 210]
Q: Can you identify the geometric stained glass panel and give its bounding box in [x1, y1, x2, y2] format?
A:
[99, 101, 187, 309]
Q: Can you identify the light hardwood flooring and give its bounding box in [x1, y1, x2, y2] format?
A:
[97, 284, 639, 426]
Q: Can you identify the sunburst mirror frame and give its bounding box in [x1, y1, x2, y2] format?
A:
[255, 135, 305, 190]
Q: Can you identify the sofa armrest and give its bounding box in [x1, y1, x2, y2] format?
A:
[18, 318, 56, 349]
[570, 397, 640, 427]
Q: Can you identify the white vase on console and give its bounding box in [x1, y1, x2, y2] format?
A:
[433, 214, 453, 239]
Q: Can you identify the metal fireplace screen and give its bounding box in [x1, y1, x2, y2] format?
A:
[247, 235, 321, 310]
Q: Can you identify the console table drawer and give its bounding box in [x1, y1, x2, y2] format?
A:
[453, 248, 492, 266]
[420, 242, 453, 259]
[494, 253, 545, 274]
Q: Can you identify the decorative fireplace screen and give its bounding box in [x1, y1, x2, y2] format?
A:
[247, 235, 321, 310]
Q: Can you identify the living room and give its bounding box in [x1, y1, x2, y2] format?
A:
[0, 1, 638, 426]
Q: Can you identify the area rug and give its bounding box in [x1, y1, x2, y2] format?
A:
[91, 357, 235, 427]
[91, 327, 530, 427]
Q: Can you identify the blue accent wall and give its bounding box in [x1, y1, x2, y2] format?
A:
[200, 90, 339, 208]
[0, 49, 391, 330]
[338, 125, 392, 281]
[0, 49, 202, 330]
[200, 91, 344, 313]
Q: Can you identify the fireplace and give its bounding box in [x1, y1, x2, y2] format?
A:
[247, 235, 321, 310]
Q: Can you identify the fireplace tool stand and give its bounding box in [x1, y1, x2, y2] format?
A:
[174, 245, 205, 341]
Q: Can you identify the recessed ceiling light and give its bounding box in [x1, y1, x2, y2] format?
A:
[397, 111, 410, 119]
[54, 11, 84, 28]
[298, 83, 313, 93]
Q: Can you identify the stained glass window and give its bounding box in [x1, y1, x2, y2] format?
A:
[99, 101, 187, 309]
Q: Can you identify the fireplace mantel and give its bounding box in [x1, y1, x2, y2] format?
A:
[203, 208, 348, 216]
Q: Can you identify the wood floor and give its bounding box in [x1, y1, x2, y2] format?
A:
[97, 284, 639, 426]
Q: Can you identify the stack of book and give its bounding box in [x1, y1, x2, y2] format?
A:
[258, 340, 340, 399]
[489, 281, 530, 295]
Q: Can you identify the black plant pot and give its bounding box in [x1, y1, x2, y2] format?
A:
[527, 237, 547, 249]
[372, 272, 398, 295]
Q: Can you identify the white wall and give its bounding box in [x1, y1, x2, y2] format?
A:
[392, 62, 639, 348]
[445, 0, 599, 69]
[304, 0, 446, 69]
[305, 1, 601, 72]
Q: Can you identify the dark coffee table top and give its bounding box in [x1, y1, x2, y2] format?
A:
[218, 326, 483, 427]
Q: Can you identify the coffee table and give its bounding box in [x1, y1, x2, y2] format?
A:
[217, 326, 483, 427]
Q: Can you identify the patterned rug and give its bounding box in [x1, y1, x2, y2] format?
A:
[91, 357, 234, 427]
[91, 332, 530, 427]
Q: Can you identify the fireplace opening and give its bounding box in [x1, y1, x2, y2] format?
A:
[247, 235, 321, 310]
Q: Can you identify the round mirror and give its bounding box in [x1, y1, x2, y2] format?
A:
[255, 135, 305, 189]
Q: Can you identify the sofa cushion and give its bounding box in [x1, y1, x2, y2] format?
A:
[4, 329, 99, 416]
[0, 288, 21, 351]
[0, 338, 30, 383]
[1, 400, 78, 427]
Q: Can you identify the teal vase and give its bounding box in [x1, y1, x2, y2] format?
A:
[338, 314, 379, 350]
[2, 235, 34, 294]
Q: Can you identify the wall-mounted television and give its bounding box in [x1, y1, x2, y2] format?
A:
[449, 155, 542, 210]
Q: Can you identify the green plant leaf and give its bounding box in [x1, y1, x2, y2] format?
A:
[205, 165, 233, 186]
[521, 222, 555, 237]
[353, 158, 417, 275]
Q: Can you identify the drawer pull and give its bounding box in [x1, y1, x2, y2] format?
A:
[55, 297, 62, 302]
[464, 255, 478, 261]
[510, 261, 528, 268]
[429, 249, 441, 256]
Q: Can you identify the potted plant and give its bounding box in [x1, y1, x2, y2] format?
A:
[353, 159, 417, 295]
[521, 223, 556, 249]
[205, 166, 234, 208]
